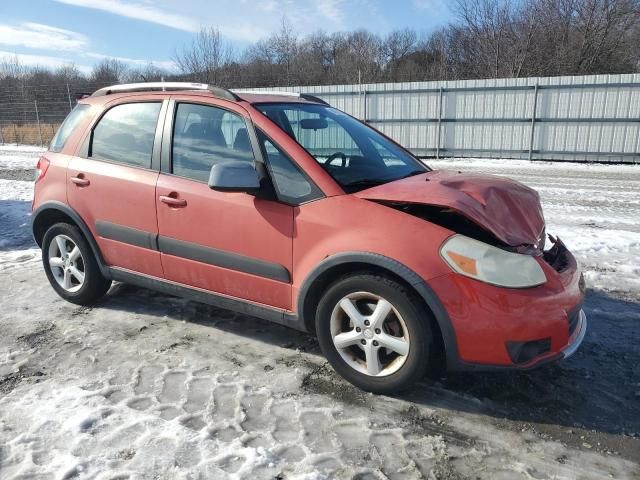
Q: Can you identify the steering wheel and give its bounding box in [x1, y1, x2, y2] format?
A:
[323, 152, 348, 168]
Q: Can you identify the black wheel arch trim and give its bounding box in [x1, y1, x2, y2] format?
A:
[32, 201, 110, 276]
[296, 251, 462, 369]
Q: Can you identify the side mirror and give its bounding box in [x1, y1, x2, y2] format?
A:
[208, 161, 261, 193]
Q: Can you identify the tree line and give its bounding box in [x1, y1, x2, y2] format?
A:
[1, 0, 638, 102]
[174, 0, 640, 86]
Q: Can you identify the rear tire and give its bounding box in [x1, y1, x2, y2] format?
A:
[316, 273, 432, 394]
[42, 223, 111, 305]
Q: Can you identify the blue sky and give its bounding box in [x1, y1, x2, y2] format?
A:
[0, 0, 454, 75]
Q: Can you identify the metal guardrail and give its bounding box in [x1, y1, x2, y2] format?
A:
[368, 81, 640, 161]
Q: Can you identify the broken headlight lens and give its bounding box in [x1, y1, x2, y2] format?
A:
[440, 234, 547, 288]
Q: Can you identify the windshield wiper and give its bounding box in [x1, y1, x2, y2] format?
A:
[399, 169, 426, 179]
[344, 171, 425, 190]
[343, 178, 387, 188]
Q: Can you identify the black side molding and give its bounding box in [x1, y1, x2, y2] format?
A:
[158, 236, 291, 283]
[96, 221, 158, 251]
[94, 220, 291, 283]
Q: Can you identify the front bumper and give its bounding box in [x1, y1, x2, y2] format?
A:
[429, 237, 587, 370]
[561, 308, 587, 360]
[502, 308, 587, 370]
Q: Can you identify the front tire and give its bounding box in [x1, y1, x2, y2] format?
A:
[316, 273, 432, 394]
[42, 223, 111, 305]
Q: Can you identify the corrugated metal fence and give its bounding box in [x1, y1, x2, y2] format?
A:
[247, 73, 640, 163]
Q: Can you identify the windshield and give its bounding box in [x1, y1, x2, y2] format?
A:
[256, 103, 429, 192]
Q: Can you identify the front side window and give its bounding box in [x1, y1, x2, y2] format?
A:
[257, 130, 322, 204]
[91, 102, 161, 168]
[256, 103, 428, 192]
[50, 104, 91, 153]
[172, 103, 255, 182]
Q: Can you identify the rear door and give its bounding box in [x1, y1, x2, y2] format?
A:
[155, 97, 294, 309]
[67, 98, 167, 277]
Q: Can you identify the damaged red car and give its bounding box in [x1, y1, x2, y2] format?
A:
[32, 83, 587, 393]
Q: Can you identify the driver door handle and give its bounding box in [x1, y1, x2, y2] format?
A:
[159, 195, 187, 208]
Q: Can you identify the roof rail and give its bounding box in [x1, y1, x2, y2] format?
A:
[232, 89, 329, 106]
[91, 82, 239, 101]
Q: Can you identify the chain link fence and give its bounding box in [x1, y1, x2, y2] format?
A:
[0, 81, 109, 146]
[0, 76, 329, 146]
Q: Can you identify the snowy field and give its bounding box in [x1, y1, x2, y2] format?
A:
[0, 145, 638, 479]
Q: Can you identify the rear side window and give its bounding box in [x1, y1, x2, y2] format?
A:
[91, 102, 162, 168]
[172, 103, 255, 182]
[257, 130, 322, 204]
[49, 104, 90, 153]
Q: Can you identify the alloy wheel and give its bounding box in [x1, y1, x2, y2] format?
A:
[330, 291, 410, 377]
[48, 234, 85, 293]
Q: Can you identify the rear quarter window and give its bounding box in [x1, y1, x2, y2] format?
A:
[90, 102, 162, 169]
[49, 104, 91, 153]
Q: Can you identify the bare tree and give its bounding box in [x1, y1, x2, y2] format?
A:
[383, 29, 418, 64]
[90, 58, 128, 84]
[124, 63, 170, 83]
[55, 64, 83, 83]
[271, 17, 298, 83]
[0, 55, 25, 80]
[453, 0, 521, 78]
[173, 27, 233, 84]
[2, 0, 639, 101]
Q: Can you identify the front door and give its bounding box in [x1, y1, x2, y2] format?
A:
[67, 100, 165, 277]
[155, 100, 293, 309]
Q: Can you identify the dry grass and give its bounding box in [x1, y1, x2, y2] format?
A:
[0, 123, 60, 146]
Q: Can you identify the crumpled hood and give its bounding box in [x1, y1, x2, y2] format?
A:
[355, 170, 545, 247]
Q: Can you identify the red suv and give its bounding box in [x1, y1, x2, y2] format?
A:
[32, 83, 587, 393]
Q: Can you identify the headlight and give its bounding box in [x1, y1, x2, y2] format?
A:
[440, 234, 546, 288]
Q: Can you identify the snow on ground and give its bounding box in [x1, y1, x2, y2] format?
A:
[0, 146, 639, 479]
[0, 178, 40, 270]
[0, 145, 45, 170]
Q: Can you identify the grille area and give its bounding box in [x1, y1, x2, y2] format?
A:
[543, 240, 569, 272]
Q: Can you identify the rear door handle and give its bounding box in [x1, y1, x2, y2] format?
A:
[159, 195, 187, 208]
[70, 174, 90, 186]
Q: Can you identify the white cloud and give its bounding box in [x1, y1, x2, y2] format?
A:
[0, 50, 92, 74]
[84, 52, 176, 71]
[0, 22, 88, 51]
[54, 0, 199, 32]
[53, 0, 348, 42]
[239, 0, 279, 12]
[316, 0, 346, 26]
[54, 0, 269, 41]
[217, 23, 270, 43]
